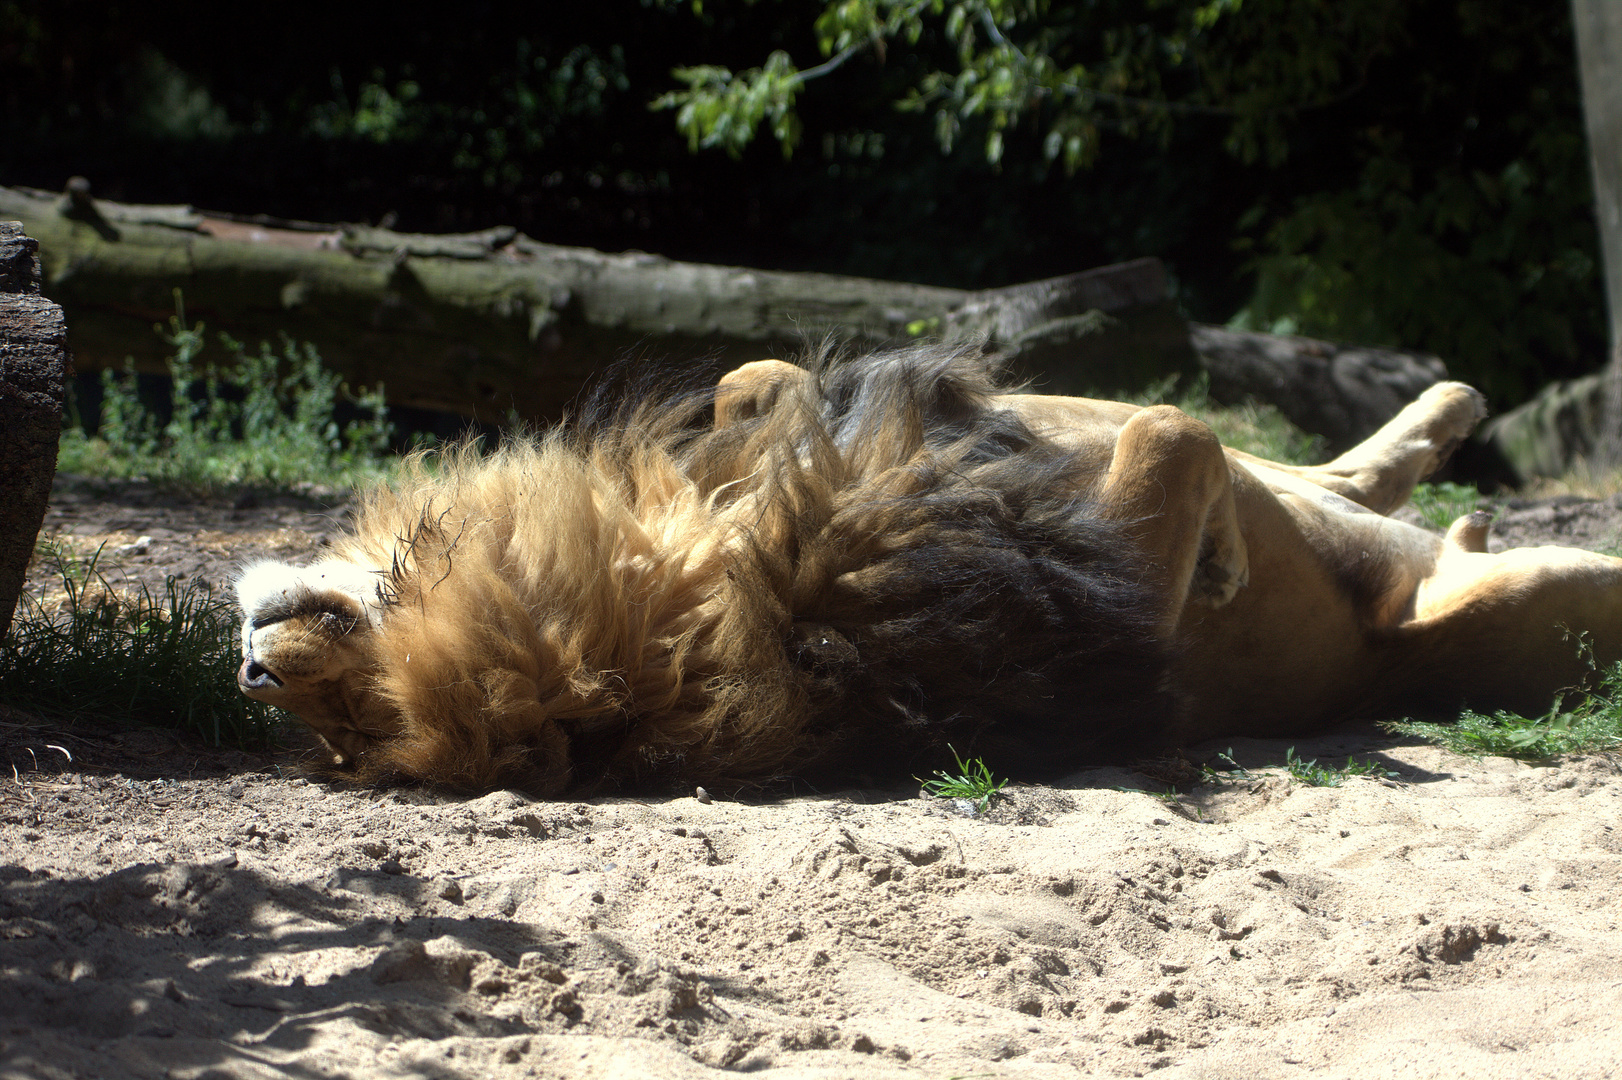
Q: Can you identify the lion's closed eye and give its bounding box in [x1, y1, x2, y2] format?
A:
[248, 590, 364, 631]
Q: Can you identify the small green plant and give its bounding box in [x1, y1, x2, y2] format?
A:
[1386, 708, 1622, 759]
[1410, 481, 1481, 531]
[1, 539, 283, 748]
[918, 745, 1009, 812]
[1282, 746, 1397, 787]
[1197, 745, 1393, 788]
[1385, 634, 1622, 759]
[1128, 374, 1325, 467]
[58, 292, 393, 492]
[1199, 747, 1253, 784]
[1130, 786, 1204, 821]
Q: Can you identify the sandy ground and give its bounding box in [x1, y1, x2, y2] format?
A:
[2, 477, 1621, 1079]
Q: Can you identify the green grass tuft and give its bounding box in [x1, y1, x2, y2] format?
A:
[1197, 746, 1395, 789]
[1199, 747, 1253, 783]
[1385, 708, 1622, 759]
[1409, 481, 1482, 531]
[58, 291, 393, 492]
[1, 539, 284, 749]
[1282, 746, 1398, 787]
[918, 745, 1009, 812]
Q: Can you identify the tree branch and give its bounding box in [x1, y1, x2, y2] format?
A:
[794, 44, 863, 86]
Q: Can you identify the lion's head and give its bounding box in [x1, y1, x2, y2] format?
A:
[235, 560, 400, 763]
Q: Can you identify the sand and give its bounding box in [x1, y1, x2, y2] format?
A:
[1, 478, 1620, 1079]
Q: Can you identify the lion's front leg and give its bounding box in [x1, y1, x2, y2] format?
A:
[1097, 405, 1249, 637]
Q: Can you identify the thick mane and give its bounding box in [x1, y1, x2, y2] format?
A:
[336, 346, 1172, 793]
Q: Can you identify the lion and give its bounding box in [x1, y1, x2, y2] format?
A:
[235, 346, 1622, 794]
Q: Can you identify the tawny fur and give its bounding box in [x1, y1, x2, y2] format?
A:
[240, 348, 1166, 794]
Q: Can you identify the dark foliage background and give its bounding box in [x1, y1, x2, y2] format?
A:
[0, 0, 1605, 406]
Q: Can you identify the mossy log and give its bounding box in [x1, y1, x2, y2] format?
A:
[1192, 324, 1449, 453]
[2, 183, 1193, 422]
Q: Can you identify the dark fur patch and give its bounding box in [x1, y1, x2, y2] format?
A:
[1326, 536, 1403, 624]
[586, 345, 1174, 783]
[780, 352, 1172, 775]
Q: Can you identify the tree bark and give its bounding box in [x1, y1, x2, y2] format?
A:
[0, 222, 68, 641]
[1478, 4, 1622, 480]
[1574, 2, 1622, 349]
[1572, 0, 1622, 465]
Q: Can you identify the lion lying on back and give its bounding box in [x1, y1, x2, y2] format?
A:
[236, 347, 1622, 794]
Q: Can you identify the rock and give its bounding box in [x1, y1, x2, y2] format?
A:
[1479, 370, 1609, 480]
[1192, 324, 1448, 451]
[0, 221, 68, 641]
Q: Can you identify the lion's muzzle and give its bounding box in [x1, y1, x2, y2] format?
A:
[238, 658, 284, 694]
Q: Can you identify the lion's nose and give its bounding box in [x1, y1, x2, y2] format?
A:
[238, 659, 283, 691]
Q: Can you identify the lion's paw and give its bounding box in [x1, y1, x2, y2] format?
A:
[1412, 382, 1489, 476]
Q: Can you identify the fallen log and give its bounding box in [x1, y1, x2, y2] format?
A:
[1191, 324, 1449, 453]
[1, 182, 1193, 422]
[6, 181, 1452, 451]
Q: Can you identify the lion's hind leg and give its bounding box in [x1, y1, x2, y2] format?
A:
[1398, 538, 1622, 717]
[1276, 381, 1488, 514]
[1098, 405, 1249, 636]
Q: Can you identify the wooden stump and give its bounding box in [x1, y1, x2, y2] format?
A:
[0, 221, 68, 640]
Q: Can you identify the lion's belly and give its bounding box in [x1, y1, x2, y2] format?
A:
[1165, 466, 1446, 738]
[940, 389, 1464, 737]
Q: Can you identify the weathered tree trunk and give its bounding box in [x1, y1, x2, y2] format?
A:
[1478, 5, 1622, 481]
[1574, 2, 1622, 354]
[1577, 0, 1622, 471]
[0, 222, 68, 641]
[0, 183, 1193, 423]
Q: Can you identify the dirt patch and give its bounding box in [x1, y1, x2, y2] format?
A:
[3, 479, 1622, 1079]
[30, 475, 351, 596]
